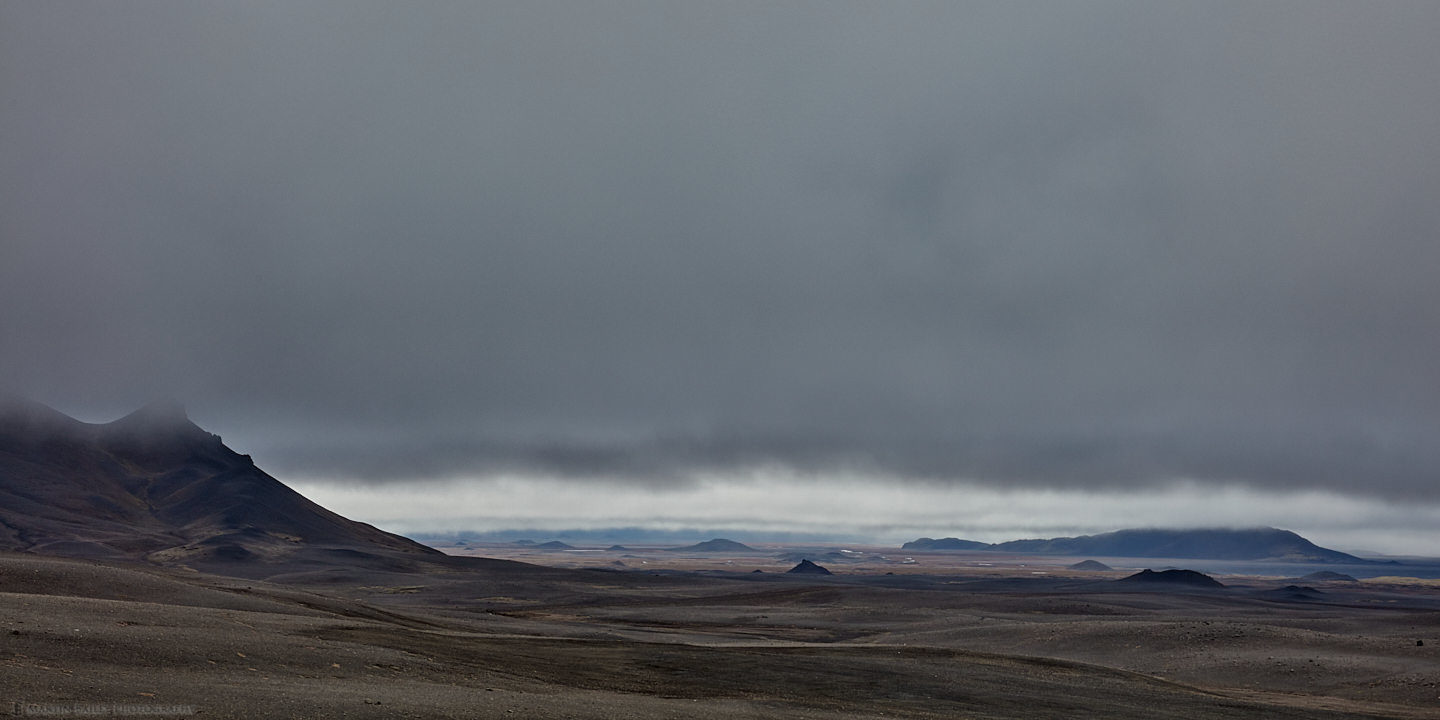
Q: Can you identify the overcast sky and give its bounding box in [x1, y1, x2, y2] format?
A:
[4, 2, 1439, 552]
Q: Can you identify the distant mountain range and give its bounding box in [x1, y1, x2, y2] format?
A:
[0, 394, 439, 568]
[903, 528, 1367, 563]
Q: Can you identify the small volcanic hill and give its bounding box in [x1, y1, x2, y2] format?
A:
[786, 559, 832, 575]
[666, 538, 757, 553]
[1069, 560, 1114, 571]
[1259, 584, 1325, 602]
[1117, 569, 1225, 588]
[902, 537, 991, 551]
[0, 395, 439, 567]
[532, 541, 576, 550]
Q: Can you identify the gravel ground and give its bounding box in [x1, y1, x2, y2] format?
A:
[3, 552, 1436, 719]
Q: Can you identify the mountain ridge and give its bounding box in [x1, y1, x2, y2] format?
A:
[903, 527, 1367, 563]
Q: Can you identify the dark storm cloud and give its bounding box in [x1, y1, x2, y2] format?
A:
[3, 2, 1439, 498]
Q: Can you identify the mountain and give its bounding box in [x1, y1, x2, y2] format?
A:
[990, 528, 1364, 563]
[1069, 560, 1114, 571]
[899, 528, 1364, 563]
[665, 538, 757, 553]
[0, 394, 439, 567]
[902, 537, 991, 551]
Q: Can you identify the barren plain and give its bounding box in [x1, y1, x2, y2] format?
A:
[6, 544, 1440, 719]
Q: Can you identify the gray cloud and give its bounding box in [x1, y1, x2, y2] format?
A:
[4, 2, 1440, 501]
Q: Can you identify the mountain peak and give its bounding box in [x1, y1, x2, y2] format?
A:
[0, 395, 201, 439]
[100, 399, 213, 452]
[110, 399, 192, 428]
[0, 393, 87, 437]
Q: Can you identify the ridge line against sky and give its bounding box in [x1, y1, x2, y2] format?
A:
[3, 2, 1440, 552]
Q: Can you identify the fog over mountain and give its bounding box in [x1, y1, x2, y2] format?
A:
[4, 2, 1440, 552]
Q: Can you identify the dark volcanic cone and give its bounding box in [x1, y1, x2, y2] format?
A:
[786, 559, 833, 575]
[1117, 569, 1224, 588]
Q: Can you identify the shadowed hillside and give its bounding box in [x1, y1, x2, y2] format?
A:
[0, 394, 438, 566]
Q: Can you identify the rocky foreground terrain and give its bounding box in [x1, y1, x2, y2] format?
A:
[7, 549, 1440, 719]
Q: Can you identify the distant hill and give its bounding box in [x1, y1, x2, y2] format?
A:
[1298, 570, 1356, 582]
[1258, 584, 1324, 602]
[665, 538, 757, 553]
[786, 559, 832, 575]
[899, 528, 1363, 563]
[0, 394, 439, 568]
[1117, 569, 1224, 588]
[992, 528, 1364, 563]
[1069, 560, 1114, 571]
[902, 537, 991, 551]
[532, 541, 576, 550]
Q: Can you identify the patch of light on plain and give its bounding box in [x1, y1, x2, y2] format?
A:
[288, 469, 1440, 556]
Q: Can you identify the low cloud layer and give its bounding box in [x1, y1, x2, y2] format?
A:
[4, 3, 1440, 512]
[293, 473, 1440, 557]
